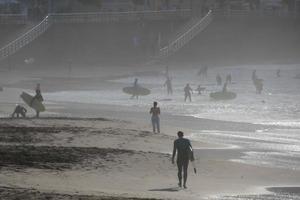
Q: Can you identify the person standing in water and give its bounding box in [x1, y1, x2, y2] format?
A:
[164, 76, 173, 95]
[172, 131, 194, 189]
[184, 84, 193, 102]
[196, 84, 205, 95]
[150, 101, 160, 133]
[131, 78, 139, 99]
[276, 69, 281, 78]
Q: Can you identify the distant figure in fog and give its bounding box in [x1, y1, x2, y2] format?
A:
[150, 101, 160, 133]
[164, 76, 173, 95]
[276, 69, 281, 78]
[11, 104, 27, 118]
[216, 74, 222, 86]
[252, 70, 257, 82]
[222, 82, 228, 93]
[131, 78, 139, 99]
[172, 131, 194, 189]
[197, 65, 208, 78]
[226, 74, 232, 84]
[196, 84, 205, 95]
[251, 70, 263, 94]
[254, 79, 263, 94]
[184, 84, 193, 102]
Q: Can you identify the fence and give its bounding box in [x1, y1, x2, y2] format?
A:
[158, 10, 213, 58]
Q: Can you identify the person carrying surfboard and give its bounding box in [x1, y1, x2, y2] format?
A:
[149, 101, 160, 133]
[30, 83, 44, 117]
[172, 131, 194, 189]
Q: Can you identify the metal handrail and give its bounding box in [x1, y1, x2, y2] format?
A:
[0, 16, 52, 60]
[159, 10, 213, 58]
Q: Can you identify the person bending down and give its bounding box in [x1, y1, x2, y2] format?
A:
[12, 104, 27, 118]
[172, 131, 194, 189]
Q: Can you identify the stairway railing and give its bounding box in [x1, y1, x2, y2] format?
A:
[158, 10, 213, 58]
[0, 16, 52, 61]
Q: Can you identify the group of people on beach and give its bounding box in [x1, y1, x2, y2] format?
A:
[11, 83, 44, 118]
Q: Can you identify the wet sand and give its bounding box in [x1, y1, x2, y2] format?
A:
[0, 118, 300, 200]
[1, 68, 300, 199]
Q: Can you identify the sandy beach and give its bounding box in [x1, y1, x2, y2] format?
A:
[0, 66, 300, 200]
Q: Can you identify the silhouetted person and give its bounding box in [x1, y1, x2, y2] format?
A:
[150, 101, 160, 133]
[254, 79, 263, 94]
[11, 104, 27, 118]
[252, 70, 257, 82]
[276, 69, 281, 78]
[172, 131, 193, 189]
[131, 78, 139, 99]
[164, 77, 173, 95]
[31, 83, 43, 117]
[226, 74, 232, 84]
[184, 84, 193, 102]
[196, 85, 205, 95]
[197, 65, 208, 78]
[216, 74, 222, 86]
[222, 82, 228, 93]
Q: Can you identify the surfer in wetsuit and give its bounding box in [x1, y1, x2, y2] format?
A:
[131, 78, 139, 99]
[172, 131, 194, 189]
[149, 101, 160, 133]
[184, 84, 193, 102]
[30, 83, 43, 117]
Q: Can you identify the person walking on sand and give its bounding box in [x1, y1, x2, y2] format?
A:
[11, 104, 27, 118]
[150, 101, 160, 133]
[172, 131, 194, 189]
[184, 84, 193, 102]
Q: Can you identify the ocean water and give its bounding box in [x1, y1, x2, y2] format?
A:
[44, 64, 300, 170]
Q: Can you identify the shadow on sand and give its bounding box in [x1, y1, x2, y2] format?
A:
[148, 187, 181, 192]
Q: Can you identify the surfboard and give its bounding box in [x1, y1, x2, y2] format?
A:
[210, 91, 237, 100]
[20, 92, 45, 112]
[123, 86, 151, 96]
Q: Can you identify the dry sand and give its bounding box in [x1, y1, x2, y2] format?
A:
[0, 118, 300, 200]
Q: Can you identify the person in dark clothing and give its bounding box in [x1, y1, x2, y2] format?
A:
[164, 76, 173, 95]
[30, 83, 44, 117]
[11, 104, 27, 118]
[184, 84, 193, 102]
[172, 131, 194, 189]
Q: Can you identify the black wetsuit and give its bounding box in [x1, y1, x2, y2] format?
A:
[172, 137, 192, 187]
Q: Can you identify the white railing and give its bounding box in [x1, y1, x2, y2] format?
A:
[0, 16, 52, 61]
[0, 14, 27, 24]
[50, 9, 191, 23]
[158, 10, 213, 58]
